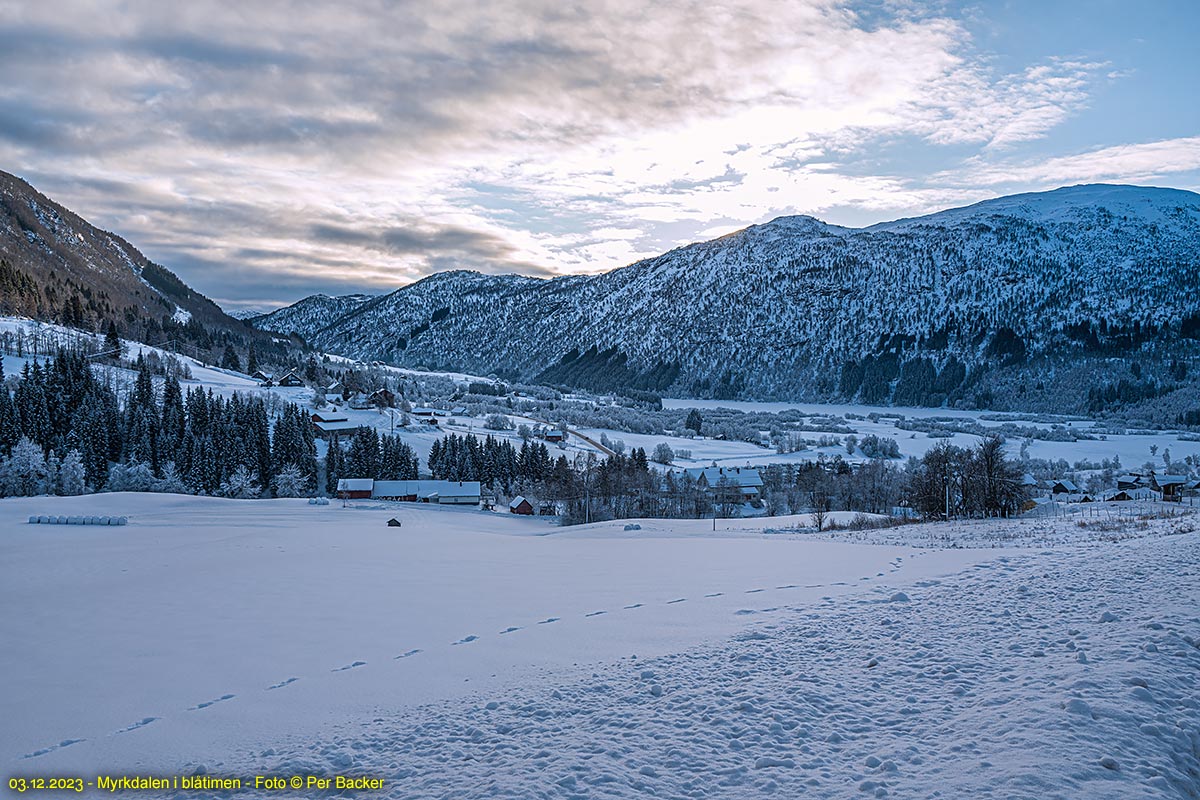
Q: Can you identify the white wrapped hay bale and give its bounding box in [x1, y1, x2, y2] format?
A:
[117, 516, 128, 526]
[28, 516, 39, 524]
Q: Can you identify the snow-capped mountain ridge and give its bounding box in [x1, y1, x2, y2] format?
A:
[252, 184, 1200, 413]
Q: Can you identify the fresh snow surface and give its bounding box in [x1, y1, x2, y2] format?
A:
[2, 494, 1198, 799]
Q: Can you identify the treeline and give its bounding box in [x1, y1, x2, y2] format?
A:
[0, 349, 319, 498]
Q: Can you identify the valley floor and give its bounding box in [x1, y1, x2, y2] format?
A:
[1, 496, 1197, 798]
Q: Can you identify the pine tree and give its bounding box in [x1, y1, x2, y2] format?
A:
[247, 345, 259, 375]
[104, 321, 123, 360]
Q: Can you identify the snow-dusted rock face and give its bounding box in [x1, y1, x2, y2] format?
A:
[249, 293, 374, 340]
[257, 184, 1200, 411]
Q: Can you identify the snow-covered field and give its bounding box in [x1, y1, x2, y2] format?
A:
[2, 494, 1198, 797]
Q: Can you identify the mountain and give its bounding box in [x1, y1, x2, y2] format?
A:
[249, 293, 375, 343]
[0, 169, 271, 353]
[254, 184, 1200, 418]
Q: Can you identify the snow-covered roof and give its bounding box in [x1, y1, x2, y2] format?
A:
[509, 495, 528, 509]
[337, 478, 374, 492]
[683, 466, 764, 489]
[1155, 475, 1188, 486]
[1052, 479, 1079, 492]
[412, 407, 438, 415]
[371, 480, 481, 499]
[312, 412, 348, 423]
[314, 420, 359, 433]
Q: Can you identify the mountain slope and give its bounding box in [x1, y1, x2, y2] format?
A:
[249, 293, 375, 342]
[0, 169, 273, 351]
[258, 184, 1200, 416]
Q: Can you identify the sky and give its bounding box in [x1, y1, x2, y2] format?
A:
[1, 0, 1198, 312]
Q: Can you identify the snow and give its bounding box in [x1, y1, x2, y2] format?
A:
[2, 493, 1197, 799]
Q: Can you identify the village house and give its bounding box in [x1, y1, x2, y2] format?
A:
[250, 369, 271, 383]
[325, 380, 346, 399]
[509, 495, 534, 515]
[274, 370, 304, 387]
[369, 387, 396, 408]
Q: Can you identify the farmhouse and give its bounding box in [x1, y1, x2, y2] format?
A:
[509, 495, 534, 515]
[681, 465, 764, 502]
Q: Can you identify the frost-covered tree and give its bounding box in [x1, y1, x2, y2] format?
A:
[59, 449, 87, 496]
[153, 462, 189, 494]
[107, 461, 156, 492]
[651, 442, 675, 464]
[1, 436, 47, 496]
[219, 465, 261, 499]
[272, 464, 310, 498]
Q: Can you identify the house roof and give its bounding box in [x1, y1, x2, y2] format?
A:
[1052, 479, 1079, 492]
[312, 412, 348, 423]
[337, 478, 374, 492]
[1116, 474, 1143, 484]
[411, 407, 438, 415]
[1155, 475, 1188, 486]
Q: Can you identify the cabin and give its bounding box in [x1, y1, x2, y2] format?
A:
[1051, 479, 1079, 496]
[369, 388, 396, 408]
[250, 369, 271, 382]
[325, 380, 347, 399]
[681, 465, 764, 503]
[386, 518, 402, 528]
[509, 495, 533, 515]
[336, 478, 374, 499]
[544, 430, 568, 443]
[275, 370, 304, 387]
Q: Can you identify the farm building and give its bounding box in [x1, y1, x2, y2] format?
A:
[1152, 475, 1190, 501]
[336, 478, 374, 499]
[311, 411, 348, 424]
[250, 370, 271, 382]
[1102, 487, 1159, 502]
[411, 407, 438, 417]
[370, 480, 481, 505]
[313, 419, 359, 439]
[509, 496, 534, 515]
[544, 430, 568, 443]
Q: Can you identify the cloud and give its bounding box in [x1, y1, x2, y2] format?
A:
[0, 0, 1122, 307]
[944, 137, 1200, 187]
